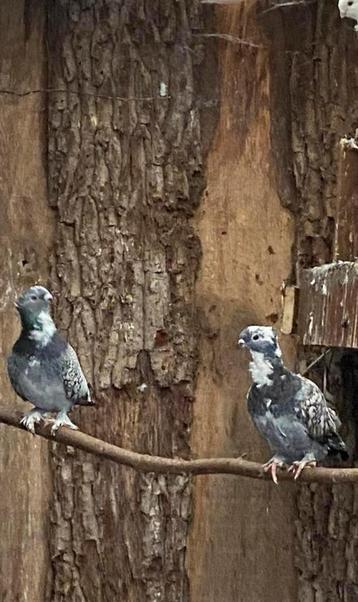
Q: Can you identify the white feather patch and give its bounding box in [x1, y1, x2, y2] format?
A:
[29, 356, 40, 367]
[28, 311, 56, 347]
[249, 351, 274, 387]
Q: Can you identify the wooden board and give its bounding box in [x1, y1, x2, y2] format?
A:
[298, 261, 358, 348]
[334, 138, 358, 261]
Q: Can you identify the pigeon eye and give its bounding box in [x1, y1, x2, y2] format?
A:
[252, 334, 260, 341]
[348, 1, 353, 5]
[30, 295, 37, 301]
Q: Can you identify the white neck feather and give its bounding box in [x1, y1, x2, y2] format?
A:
[28, 311, 56, 347]
[249, 351, 274, 388]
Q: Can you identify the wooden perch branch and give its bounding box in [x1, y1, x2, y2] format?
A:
[0, 405, 356, 484]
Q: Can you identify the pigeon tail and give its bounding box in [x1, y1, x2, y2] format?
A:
[76, 397, 96, 407]
[327, 435, 349, 460]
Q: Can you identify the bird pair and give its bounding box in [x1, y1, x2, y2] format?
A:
[7, 286, 348, 483]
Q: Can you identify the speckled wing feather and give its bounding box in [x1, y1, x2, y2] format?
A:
[60, 344, 94, 406]
[294, 375, 343, 445]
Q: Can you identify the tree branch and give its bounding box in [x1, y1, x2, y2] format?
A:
[0, 406, 355, 484]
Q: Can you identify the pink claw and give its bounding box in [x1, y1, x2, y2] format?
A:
[288, 460, 317, 480]
[263, 460, 283, 485]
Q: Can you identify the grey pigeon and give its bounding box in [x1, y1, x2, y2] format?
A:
[238, 325, 347, 483]
[7, 285, 94, 435]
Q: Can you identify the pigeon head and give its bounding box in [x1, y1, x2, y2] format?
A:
[15, 286, 55, 341]
[15, 286, 53, 316]
[238, 325, 281, 358]
[338, 0, 358, 21]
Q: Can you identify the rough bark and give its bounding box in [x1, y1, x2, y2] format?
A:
[47, 2, 212, 601]
[263, 0, 358, 270]
[0, 1, 53, 600]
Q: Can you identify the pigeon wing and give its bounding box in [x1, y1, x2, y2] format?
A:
[294, 375, 340, 440]
[60, 344, 94, 406]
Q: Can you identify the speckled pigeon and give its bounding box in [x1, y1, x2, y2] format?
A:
[7, 285, 94, 435]
[238, 325, 347, 483]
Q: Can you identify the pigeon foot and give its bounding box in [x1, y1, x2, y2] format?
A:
[20, 409, 46, 435]
[288, 459, 317, 480]
[51, 411, 79, 436]
[263, 457, 285, 485]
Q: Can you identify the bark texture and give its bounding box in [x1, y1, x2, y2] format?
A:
[264, 0, 358, 270]
[47, 2, 213, 601]
[0, 1, 53, 600]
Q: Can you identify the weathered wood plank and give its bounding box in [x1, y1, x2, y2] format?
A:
[0, 2, 54, 601]
[298, 262, 358, 348]
[334, 138, 358, 261]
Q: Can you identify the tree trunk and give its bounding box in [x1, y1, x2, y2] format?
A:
[47, 1, 211, 600]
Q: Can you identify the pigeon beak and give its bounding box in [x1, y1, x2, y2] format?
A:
[238, 338, 246, 347]
[44, 292, 53, 302]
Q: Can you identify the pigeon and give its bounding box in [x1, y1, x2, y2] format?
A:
[238, 325, 348, 483]
[338, 0, 358, 31]
[7, 285, 94, 435]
